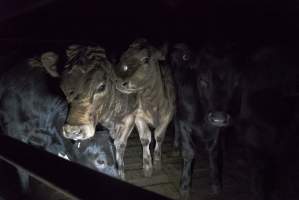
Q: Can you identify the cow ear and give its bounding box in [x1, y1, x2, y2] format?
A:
[130, 38, 148, 48]
[154, 43, 168, 61]
[40, 52, 60, 77]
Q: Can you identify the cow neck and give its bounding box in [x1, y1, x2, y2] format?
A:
[137, 64, 167, 125]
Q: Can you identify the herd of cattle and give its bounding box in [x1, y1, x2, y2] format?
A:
[0, 39, 298, 200]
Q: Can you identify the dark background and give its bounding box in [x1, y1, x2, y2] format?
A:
[0, 0, 299, 51]
[0, 1, 299, 200]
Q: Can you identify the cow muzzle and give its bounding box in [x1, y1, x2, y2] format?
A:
[62, 124, 95, 140]
[207, 111, 230, 127]
[115, 80, 139, 94]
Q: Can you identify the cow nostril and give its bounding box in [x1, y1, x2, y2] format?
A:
[122, 81, 128, 87]
[74, 95, 80, 101]
[74, 130, 81, 135]
[208, 112, 230, 126]
[65, 125, 80, 134]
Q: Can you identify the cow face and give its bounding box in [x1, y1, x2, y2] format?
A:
[61, 46, 113, 140]
[197, 47, 240, 127]
[73, 132, 118, 177]
[114, 38, 166, 94]
[170, 43, 197, 69]
[40, 45, 112, 140]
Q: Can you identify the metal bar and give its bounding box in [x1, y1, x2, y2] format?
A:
[0, 134, 171, 200]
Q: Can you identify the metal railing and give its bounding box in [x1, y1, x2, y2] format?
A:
[0, 134, 171, 200]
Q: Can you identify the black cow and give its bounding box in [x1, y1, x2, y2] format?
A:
[230, 47, 299, 200]
[170, 43, 241, 199]
[0, 55, 118, 194]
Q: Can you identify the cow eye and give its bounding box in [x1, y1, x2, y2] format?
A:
[96, 83, 106, 92]
[141, 57, 150, 64]
[97, 159, 105, 165]
[182, 54, 190, 61]
[123, 65, 129, 72]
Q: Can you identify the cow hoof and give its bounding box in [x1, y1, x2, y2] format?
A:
[143, 167, 153, 177]
[180, 190, 190, 200]
[154, 160, 162, 171]
[211, 184, 221, 195]
[119, 172, 126, 180]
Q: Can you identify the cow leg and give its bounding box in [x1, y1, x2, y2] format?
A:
[249, 159, 266, 200]
[17, 168, 30, 194]
[172, 117, 181, 156]
[153, 116, 172, 171]
[135, 118, 153, 177]
[179, 121, 194, 200]
[246, 148, 267, 200]
[114, 116, 135, 180]
[174, 117, 180, 149]
[243, 125, 268, 200]
[205, 131, 222, 195]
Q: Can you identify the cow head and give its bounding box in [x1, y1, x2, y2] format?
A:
[39, 45, 113, 140]
[197, 46, 241, 127]
[170, 43, 197, 69]
[73, 131, 118, 177]
[114, 38, 166, 93]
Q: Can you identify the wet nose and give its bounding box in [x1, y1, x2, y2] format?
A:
[207, 111, 230, 127]
[63, 124, 81, 139]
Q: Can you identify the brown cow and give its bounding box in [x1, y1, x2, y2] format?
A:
[38, 45, 138, 178]
[114, 39, 176, 177]
[40, 42, 175, 179]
